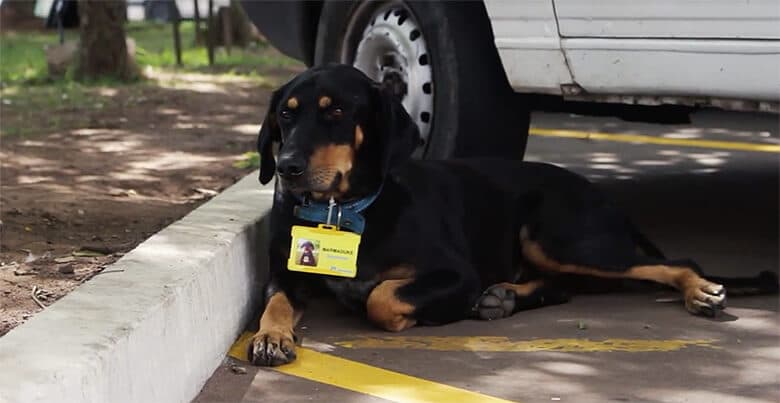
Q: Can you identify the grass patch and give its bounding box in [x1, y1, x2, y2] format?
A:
[233, 151, 260, 169]
[130, 22, 297, 73]
[0, 21, 300, 140]
[0, 30, 79, 85]
[0, 81, 139, 137]
[0, 20, 300, 138]
[1, 81, 113, 109]
[0, 21, 298, 86]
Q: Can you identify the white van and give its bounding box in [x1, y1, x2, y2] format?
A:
[243, 1, 780, 158]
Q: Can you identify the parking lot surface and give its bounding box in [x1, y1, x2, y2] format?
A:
[196, 109, 779, 403]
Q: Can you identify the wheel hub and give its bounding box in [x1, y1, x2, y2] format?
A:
[349, 5, 434, 149]
[380, 70, 408, 101]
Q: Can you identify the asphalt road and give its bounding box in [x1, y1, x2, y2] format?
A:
[196, 109, 779, 403]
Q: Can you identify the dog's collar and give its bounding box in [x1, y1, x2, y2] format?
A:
[292, 187, 381, 234]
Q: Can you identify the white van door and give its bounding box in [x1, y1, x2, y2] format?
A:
[553, 0, 780, 39]
[552, 0, 780, 102]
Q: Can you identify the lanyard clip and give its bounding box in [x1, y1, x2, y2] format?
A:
[325, 197, 342, 227]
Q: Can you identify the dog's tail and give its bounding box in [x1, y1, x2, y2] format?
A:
[707, 270, 780, 296]
[628, 221, 666, 260]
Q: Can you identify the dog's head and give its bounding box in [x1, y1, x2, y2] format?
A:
[257, 64, 420, 201]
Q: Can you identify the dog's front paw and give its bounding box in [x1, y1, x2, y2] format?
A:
[685, 280, 726, 317]
[248, 328, 297, 366]
[473, 284, 516, 320]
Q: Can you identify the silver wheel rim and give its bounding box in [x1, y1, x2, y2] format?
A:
[343, 3, 434, 155]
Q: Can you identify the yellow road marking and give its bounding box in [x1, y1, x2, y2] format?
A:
[229, 332, 515, 403]
[228, 333, 718, 402]
[530, 127, 780, 153]
[228, 332, 255, 361]
[335, 336, 718, 352]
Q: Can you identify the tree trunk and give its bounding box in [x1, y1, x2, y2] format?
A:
[207, 0, 214, 66]
[210, 0, 261, 48]
[75, 0, 136, 81]
[0, 0, 36, 28]
[193, 0, 205, 45]
[228, 0, 257, 47]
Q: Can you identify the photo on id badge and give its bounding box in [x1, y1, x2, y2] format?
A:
[296, 239, 319, 267]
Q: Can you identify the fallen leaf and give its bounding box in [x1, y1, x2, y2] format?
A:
[58, 263, 75, 274]
[195, 188, 218, 196]
[24, 252, 37, 263]
[655, 297, 681, 303]
[108, 189, 137, 197]
[72, 249, 105, 257]
[41, 211, 57, 221]
[79, 245, 113, 255]
[230, 365, 247, 375]
[14, 267, 35, 276]
[1, 262, 19, 270]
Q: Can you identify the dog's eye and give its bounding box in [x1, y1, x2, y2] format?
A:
[280, 109, 293, 120]
[332, 108, 343, 119]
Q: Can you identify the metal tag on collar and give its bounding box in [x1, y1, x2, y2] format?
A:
[325, 197, 343, 228]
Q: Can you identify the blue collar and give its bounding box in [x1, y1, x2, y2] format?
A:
[292, 187, 381, 234]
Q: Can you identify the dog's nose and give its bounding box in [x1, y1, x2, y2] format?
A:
[276, 153, 306, 178]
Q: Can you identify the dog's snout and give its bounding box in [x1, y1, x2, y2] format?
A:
[276, 153, 307, 178]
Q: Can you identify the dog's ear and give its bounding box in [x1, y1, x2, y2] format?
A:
[257, 89, 284, 184]
[371, 84, 421, 176]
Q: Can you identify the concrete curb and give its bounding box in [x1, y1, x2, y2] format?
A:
[0, 172, 273, 403]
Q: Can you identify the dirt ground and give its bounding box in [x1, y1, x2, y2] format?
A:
[0, 66, 302, 336]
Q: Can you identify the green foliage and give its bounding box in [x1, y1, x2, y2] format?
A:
[233, 151, 260, 169]
[0, 21, 297, 86]
[0, 30, 79, 85]
[130, 22, 296, 72]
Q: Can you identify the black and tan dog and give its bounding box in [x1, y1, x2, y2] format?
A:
[248, 64, 776, 366]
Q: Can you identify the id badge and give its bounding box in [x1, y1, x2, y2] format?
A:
[288, 224, 361, 278]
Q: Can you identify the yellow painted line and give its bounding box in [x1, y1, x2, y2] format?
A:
[229, 332, 515, 403]
[530, 127, 780, 153]
[335, 336, 718, 353]
[228, 331, 255, 361]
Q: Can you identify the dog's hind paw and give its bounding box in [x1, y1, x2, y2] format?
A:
[685, 281, 726, 317]
[472, 284, 516, 321]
